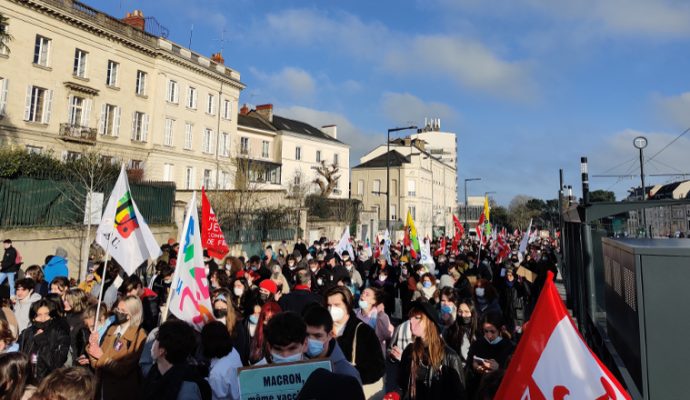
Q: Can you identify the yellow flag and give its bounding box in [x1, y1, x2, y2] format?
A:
[406, 210, 420, 252]
[483, 195, 490, 221]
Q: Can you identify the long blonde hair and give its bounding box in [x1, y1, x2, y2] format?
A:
[409, 311, 445, 399]
[120, 295, 143, 328]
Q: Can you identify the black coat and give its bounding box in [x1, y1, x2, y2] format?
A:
[499, 280, 530, 330]
[398, 344, 467, 400]
[18, 319, 71, 381]
[277, 288, 323, 315]
[465, 336, 514, 396]
[336, 313, 385, 385]
[143, 363, 211, 400]
[1, 246, 19, 273]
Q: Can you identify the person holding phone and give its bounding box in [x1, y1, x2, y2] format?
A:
[465, 311, 514, 398]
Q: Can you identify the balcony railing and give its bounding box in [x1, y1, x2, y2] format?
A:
[59, 123, 97, 144]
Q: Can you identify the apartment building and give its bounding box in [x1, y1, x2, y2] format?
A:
[237, 104, 350, 199]
[0, 0, 244, 191]
[352, 137, 458, 238]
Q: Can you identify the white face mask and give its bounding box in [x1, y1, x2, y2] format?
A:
[488, 336, 502, 345]
[475, 287, 485, 297]
[329, 306, 346, 323]
[233, 287, 244, 297]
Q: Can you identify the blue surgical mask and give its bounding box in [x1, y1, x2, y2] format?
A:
[306, 338, 325, 358]
[423, 281, 432, 288]
[489, 336, 503, 345]
[441, 304, 455, 315]
[249, 315, 259, 325]
[358, 299, 370, 310]
[271, 351, 303, 364]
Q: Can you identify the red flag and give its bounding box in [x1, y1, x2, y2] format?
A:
[403, 226, 418, 259]
[201, 187, 229, 259]
[434, 236, 447, 256]
[373, 234, 381, 259]
[495, 272, 631, 400]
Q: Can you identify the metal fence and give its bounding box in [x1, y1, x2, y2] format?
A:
[0, 176, 175, 228]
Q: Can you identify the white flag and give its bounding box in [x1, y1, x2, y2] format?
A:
[419, 237, 436, 273]
[382, 229, 392, 265]
[168, 192, 214, 330]
[335, 226, 355, 261]
[518, 218, 533, 255]
[95, 166, 161, 275]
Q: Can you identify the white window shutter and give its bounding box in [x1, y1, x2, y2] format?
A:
[44, 90, 53, 124]
[131, 112, 137, 140]
[67, 95, 73, 124]
[113, 107, 121, 137]
[0, 79, 8, 116]
[83, 98, 91, 126]
[24, 86, 32, 121]
[98, 104, 106, 134]
[142, 114, 149, 142]
[174, 85, 179, 103]
[193, 90, 197, 108]
[166, 81, 171, 101]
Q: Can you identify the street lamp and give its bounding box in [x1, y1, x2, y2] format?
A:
[633, 136, 648, 237]
[387, 125, 418, 231]
[464, 178, 481, 232]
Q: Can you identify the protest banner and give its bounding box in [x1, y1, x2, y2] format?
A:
[238, 359, 332, 400]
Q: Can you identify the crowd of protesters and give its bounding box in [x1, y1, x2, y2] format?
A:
[0, 230, 560, 400]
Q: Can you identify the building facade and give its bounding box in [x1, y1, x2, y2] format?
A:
[352, 137, 457, 238]
[627, 181, 690, 237]
[238, 104, 350, 199]
[0, 0, 244, 191]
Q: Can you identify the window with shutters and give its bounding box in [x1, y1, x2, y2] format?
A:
[373, 179, 381, 196]
[64, 151, 82, 161]
[131, 111, 148, 142]
[164, 118, 174, 147]
[100, 104, 120, 136]
[25, 86, 52, 123]
[163, 163, 174, 182]
[207, 94, 215, 115]
[240, 137, 249, 155]
[73, 49, 88, 78]
[185, 167, 195, 189]
[106, 60, 119, 87]
[184, 123, 193, 150]
[408, 179, 416, 197]
[0, 78, 8, 117]
[203, 169, 212, 189]
[68, 96, 87, 126]
[187, 87, 197, 109]
[357, 180, 364, 195]
[334, 153, 339, 166]
[316, 150, 321, 162]
[26, 145, 42, 154]
[221, 132, 229, 157]
[135, 70, 147, 96]
[391, 205, 397, 221]
[167, 80, 179, 104]
[262, 141, 269, 158]
[203, 128, 214, 154]
[33, 35, 51, 67]
[409, 206, 416, 220]
[223, 99, 232, 120]
[295, 146, 302, 161]
[220, 171, 229, 189]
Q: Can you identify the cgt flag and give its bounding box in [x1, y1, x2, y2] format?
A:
[495, 271, 631, 400]
[95, 165, 161, 275]
[201, 187, 229, 259]
[168, 192, 214, 331]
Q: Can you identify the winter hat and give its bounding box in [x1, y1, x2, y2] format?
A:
[259, 279, 278, 295]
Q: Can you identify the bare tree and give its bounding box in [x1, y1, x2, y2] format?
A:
[210, 153, 267, 229]
[287, 169, 311, 208]
[508, 194, 539, 231]
[313, 160, 340, 198]
[0, 13, 13, 54]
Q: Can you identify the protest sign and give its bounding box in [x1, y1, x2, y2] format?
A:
[238, 359, 332, 400]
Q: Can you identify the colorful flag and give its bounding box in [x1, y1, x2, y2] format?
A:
[483, 194, 491, 221]
[335, 226, 355, 261]
[406, 210, 420, 254]
[495, 271, 631, 399]
[168, 192, 214, 331]
[95, 165, 161, 275]
[419, 237, 435, 271]
[201, 187, 229, 259]
[519, 218, 533, 254]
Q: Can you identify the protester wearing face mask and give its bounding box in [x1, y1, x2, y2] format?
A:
[248, 302, 281, 365]
[325, 286, 385, 398]
[278, 268, 323, 315]
[370, 263, 398, 314]
[256, 311, 308, 366]
[202, 321, 243, 400]
[438, 287, 459, 331]
[281, 255, 298, 285]
[465, 311, 514, 398]
[412, 273, 440, 305]
[144, 319, 211, 400]
[88, 295, 146, 400]
[473, 279, 501, 319]
[498, 266, 530, 335]
[442, 299, 478, 368]
[270, 264, 291, 297]
[18, 299, 70, 382]
[303, 304, 361, 383]
[355, 287, 393, 356]
[258, 279, 278, 303]
[343, 259, 363, 292]
[231, 277, 249, 316]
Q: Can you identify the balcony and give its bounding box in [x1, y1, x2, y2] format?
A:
[59, 123, 97, 144]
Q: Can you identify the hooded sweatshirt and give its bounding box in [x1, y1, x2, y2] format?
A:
[15, 292, 43, 333]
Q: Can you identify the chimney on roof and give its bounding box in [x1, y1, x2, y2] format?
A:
[211, 52, 224, 65]
[122, 10, 145, 31]
[321, 125, 337, 139]
[256, 104, 273, 122]
[240, 104, 250, 116]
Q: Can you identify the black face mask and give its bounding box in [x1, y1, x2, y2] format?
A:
[112, 310, 130, 325]
[213, 309, 228, 319]
[461, 317, 472, 325]
[33, 320, 51, 330]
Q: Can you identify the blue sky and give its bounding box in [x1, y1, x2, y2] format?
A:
[90, 0, 690, 205]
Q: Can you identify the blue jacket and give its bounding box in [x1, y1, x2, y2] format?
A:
[44, 256, 68, 284]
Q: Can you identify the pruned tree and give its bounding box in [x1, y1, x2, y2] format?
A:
[0, 13, 13, 54]
[313, 160, 340, 198]
[287, 169, 310, 208]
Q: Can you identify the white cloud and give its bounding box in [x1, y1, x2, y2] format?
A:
[276, 105, 376, 162]
[252, 9, 535, 101]
[250, 67, 317, 101]
[655, 92, 690, 127]
[380, 92, 457, 126]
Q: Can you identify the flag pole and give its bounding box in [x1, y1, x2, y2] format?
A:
[93, 222, 115, 331]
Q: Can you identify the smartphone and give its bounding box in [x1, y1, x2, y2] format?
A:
[473, 355, 487, 363]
